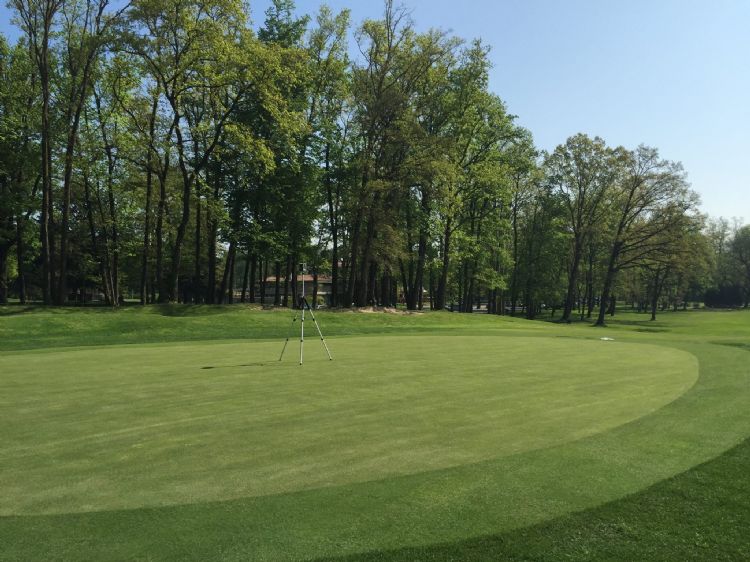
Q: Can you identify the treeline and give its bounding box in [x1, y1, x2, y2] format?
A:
[0, 0, 748, 320]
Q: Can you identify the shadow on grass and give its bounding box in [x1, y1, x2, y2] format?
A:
[151, 303, 276, 317]
[200, 361, 284, 370]
[0, 305, 38, 317]
[313, 434, 750, 562]
[1, 305, 121, 316]
[719, 342, 750, 352]
[152, 304, 237, 317]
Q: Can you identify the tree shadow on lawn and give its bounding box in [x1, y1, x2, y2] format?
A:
[313, 435, 750, 562]
[719, 342, 750, 352]
[0, 305, 38, 317]
[153, 304, 240, 317]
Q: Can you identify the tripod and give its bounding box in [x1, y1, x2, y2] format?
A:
[279, 267, 333, 365]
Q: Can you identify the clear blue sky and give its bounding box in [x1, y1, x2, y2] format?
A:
[2, 0, 747, 220]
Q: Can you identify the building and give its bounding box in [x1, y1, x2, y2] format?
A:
[234, 275, 333, 307]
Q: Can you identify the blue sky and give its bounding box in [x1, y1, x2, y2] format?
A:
[2, 0, 747, 220]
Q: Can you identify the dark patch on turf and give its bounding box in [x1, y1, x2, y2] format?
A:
[156, 304, 229, 317]
[0, 306, 39, 317]
[718, 342, 750, 352]
[201, 362, 281, 370]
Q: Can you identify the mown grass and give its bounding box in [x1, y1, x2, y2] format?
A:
[0, 305, 749, 561]
[0, 336, 696, 516]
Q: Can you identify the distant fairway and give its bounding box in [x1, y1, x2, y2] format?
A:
[1, 307, 750, 561]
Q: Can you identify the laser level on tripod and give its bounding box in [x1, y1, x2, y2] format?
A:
[278, 263, 333, 365]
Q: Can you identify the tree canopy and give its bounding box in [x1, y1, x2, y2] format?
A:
[0, 0, 739, 319]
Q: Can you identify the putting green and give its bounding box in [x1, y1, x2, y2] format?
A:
[1, 335, 696, 516]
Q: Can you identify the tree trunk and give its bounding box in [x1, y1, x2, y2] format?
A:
[194, 181, 202, 303]
[562, 240, 584, 322]
[83, 172, 113, 305]
[435, 217, 452, 311]
[167, 118, 194, 302]
[261, 259, 267, 305]
[312, 267, 319, 308]
[0, 245, 8, 304]
[205, 170, 220, 304]
[140, 154, 154, 305]
[345, 209, 363, 308]
[107, 167, 119, 304]
[324, 143, 339, 307]
[356, 205, 377, 307]
[38, 22, 54, 305]
[650, 269, 666, 321]
[274, 261, 281, 306]
[399, 259, 410, 307]
[429, 267, 435, 310]
[249, 255, 257, 302]
[346, 164, 371, 308]
[155, 171, 168, 303]
[510, 198, 519, 316]
[57, 104, 85, 306]
[206, 216, 218, 304]
[227, 247, 236, 304]
[240, 253, 251, 303]
[368, 260, 377, 305]
[15, 218, 26, 304]
[219, 242, 235, 304]
[413, 209, 428, 311]
[380, 270, 390, 307]
[585, 249, 595, 319]
[282, 255, 290, 308]
[595, 245, 620, 326]
[141, 95, 159, 305]
[596, 275, 614, 326]
[291, 257, 298, 308]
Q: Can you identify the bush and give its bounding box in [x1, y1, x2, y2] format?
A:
[704, 285, 744, 308]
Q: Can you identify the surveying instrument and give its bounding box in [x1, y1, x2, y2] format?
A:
[279, 263, 333, 365]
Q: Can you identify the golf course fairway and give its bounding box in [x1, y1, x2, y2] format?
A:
[1, 308, 750, 561]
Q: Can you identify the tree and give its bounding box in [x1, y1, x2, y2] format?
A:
[11, 0, 62, 303]
[126, 0, 299, 302]
[0, 35, 39, 304]
[730, 225, 750, 307]
[594, 146, 696, 325]
[427, 44, 520, 311]
[346, 0, 452, 307]
[0, 0, 730, 313]
[640, 217, 705, 320]
[546, 134, 618, 322]
[55, 0, 125, 305]
[305, 5, 350, 307]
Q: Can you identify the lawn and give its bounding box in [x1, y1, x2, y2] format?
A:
[1, 306, 749, 560]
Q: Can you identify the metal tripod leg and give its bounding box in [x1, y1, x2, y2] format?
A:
[278, 308, 300, 362]
[299, 297, 305, 365]
[303, 297, 333, 361]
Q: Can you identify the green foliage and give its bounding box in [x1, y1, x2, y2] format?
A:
[0, 0, 732, 316]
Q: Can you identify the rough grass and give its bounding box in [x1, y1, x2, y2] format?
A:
[1, 305, 749, 561]
[0, 304, 543, 351]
